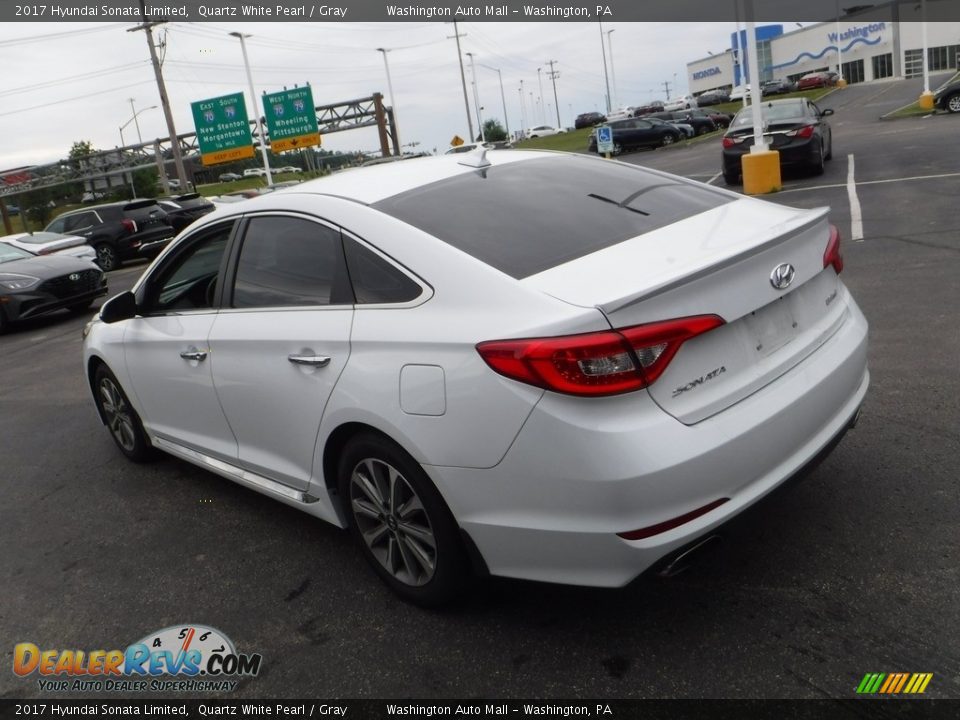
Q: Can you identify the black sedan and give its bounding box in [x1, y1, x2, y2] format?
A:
[0, 243, 107, 333]
[934, 78, 960, 113]
[158, 194, 216, 232]
[588, 118, 684, 155]
[761, 79, 794, 95]
[721, 98, 833, 184]
[574, 111, 606, 129]
[696, 90, 730, 106]
[651, 110, 719, 135]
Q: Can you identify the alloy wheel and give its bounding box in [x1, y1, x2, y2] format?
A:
[948, 95, 960, 113]
[349, 457, 437, 587]
[95, 244, 117, 272]
[99, 377, 136, 452]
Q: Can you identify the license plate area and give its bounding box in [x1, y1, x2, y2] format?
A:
[743, 296, 797, 357]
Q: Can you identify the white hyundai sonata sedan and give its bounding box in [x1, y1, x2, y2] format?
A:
[83, 149, 868, 605]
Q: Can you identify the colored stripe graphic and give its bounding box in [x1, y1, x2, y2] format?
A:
[857, 673, 932, 694]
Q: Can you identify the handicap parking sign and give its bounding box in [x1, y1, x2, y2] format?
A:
[597, 125, 614, 154]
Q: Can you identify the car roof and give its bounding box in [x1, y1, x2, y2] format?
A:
[252, 150, 541, 205]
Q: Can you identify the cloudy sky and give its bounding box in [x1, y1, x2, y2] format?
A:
[1, 21, 742, 168]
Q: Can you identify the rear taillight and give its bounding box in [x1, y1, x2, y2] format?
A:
[476, 315, 725, 397]
[722, 136, 744, 148]
[121, 218, 137, 233]
[823, 224, 843, 274]
[785, 125, 816, 139]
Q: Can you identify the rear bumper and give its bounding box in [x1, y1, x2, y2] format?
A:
[722, 139, 820, 174]
[428, 293, 869, 587]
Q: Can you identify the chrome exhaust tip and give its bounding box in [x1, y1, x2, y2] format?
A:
[657, 534, 723, 578]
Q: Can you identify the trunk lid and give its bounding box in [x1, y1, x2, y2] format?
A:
[523, 198, 847, 424]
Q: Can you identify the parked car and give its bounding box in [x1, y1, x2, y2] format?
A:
[243, 168, 267, 177]
[44, 200, 176, 272]
[729, 85, 751, 102]
[4, 203, 20, 216]
[797, 72, 837, 90]
[278, 166, 302, 174]
[762, 79, 794, 96]
[696, 90, 731, 106]
[574, 111, 606, 129]
[605, 107, 636, 122]
[663, 95, 698, 111]
[0, 242, 106, 333]
[633, 101, 665, 116]
[689, 108, 733, 128]
[647, 117, 694, 138]
[650, 111, 717, 136]
[721, 98, 834, 184]
[83, 151, 868, 606]
[0, 231, 98, 265]
[81, 191, 105, 203]
[586, 117, 684, 154]
[157, 194, 216, 233]
[934, 77, 960, 113]
[526, 125, 563, 138]
[219, 173, 242, 182]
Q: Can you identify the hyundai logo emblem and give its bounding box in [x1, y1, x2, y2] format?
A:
[69, 273, 81, 281]
[769, 263, 796, 290]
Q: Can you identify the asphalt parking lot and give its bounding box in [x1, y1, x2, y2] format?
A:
[2, 75, 958, 701]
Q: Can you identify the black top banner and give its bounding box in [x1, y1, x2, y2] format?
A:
[0, 699, 957, 720]
[3, 0, 960, 23]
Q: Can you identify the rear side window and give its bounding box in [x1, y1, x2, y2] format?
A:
[343, 239, 422, 304]
[64, 212, 98, 231]
[373, 157, 733, 279]
[231, 216, 350, 308]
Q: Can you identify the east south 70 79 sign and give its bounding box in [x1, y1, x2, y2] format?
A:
[190, 92, 255, 166]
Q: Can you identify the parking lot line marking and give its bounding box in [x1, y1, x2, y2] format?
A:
[847, 154, 864, 242]
[706, 172, 721, 185]
[778, 171, 960, 195]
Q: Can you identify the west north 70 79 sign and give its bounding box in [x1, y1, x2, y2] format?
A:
[262, 86, 321, 153]
[190, 92, 255, 166]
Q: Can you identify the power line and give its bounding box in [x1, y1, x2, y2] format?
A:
[0, 24, 117, 47]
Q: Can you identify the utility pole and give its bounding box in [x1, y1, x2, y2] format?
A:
[518, 82, 526, 137]
[129, 1, 186, 191]
[545, 60, 561, 128]
[605, 30, 617, 110]
[662, 80, 672, 99]
[377, 48, 401, 152]
[479, 63, 510, 140]
[448, 22, 474, 143]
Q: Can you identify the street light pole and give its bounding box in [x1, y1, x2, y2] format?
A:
[465, 52, 485, 142]
[605, 30, 617, 111]
[599, 21, 612, 114]
[119, 104, 158, 197]
[536, 67, 545, 124]
[479, 63, 510, 140]
[230, 31, 273, 187]
[376, 48, 401, 153]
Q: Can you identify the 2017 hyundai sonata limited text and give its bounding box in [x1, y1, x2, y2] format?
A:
[83, 150, 869, 606]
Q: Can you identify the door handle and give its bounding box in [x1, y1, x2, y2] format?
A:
[180, 349, 208, 362]
[288, 354, 331, 368]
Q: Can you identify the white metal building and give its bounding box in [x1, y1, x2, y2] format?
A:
[688, 4, 960, 95]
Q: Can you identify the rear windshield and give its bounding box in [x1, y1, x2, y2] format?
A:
[373, 156, 732, 279]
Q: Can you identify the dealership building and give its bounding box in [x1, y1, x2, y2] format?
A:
[687, 4, 960, 95]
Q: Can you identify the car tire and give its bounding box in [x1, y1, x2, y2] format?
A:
[94, 243, 118, 272]
[946, 94, 960, 113]
[338, 432, 469, 607]
[723, 171, 740, 185]
[0, 307, 8, 335]
[660, 133, 676, 147]
[93, 364, 154, 463]
[812, 141, 825, 175]
[825, 135, 833, 161]
[613, 142, 624, 156]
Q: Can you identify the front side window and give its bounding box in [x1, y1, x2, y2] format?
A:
[232, 215, 350, 308]
[144, 223, 232, 313]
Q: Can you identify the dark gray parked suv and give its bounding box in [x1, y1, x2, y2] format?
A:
[44, 200, 176, 271]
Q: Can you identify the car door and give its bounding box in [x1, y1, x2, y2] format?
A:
[62, 211, 99, 239]
[123, 220, 238, 462]
[207, 213, 354, 491]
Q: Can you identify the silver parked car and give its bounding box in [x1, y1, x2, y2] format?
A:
[83, 150, 868, 605]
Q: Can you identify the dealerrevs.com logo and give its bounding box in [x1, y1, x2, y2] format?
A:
[13, 624, 262, 693]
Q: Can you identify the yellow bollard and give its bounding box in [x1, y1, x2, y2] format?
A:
[836, 78, 848, 89]
[919, 91, 935, 111]
[741, 150, 782, 195]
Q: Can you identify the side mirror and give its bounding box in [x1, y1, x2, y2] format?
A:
[100, 291, 137, 324]
[821, 108, 834, 117]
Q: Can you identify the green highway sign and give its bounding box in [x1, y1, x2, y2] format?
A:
[190, 92, 255, 166]
[262, 86, 320, 153]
